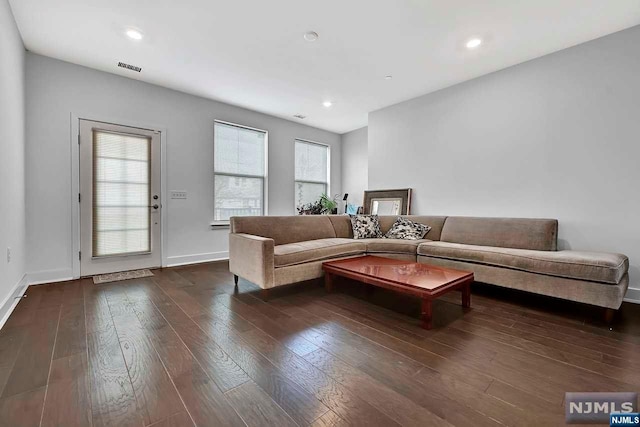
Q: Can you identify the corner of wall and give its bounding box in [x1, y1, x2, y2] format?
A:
[0, 274, 27, 329]
[0, 0, 28, 328]
[341, 126, 369, 207]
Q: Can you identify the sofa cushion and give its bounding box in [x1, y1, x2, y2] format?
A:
[350, 215, 383, 239]
[385, 217, 431, 240]
[365, 238, 430, 254]
[440, 217, 558, 251]
[230, 216, 337, 246]
[417, 242, 628, 284]
[274, 238, 366, 267]
[378, 216, 448, 240]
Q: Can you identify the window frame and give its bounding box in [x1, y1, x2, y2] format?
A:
[294, 138, 331, 211]
[213, 120, 268, 225]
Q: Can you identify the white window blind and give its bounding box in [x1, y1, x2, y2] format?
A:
[295, 139, 329, 208]
[214, 121, 266, 221]
[93, 130, 151, 257]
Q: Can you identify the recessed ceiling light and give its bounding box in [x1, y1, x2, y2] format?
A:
[385, 75, 393, 80]
[304, 31, 319, 42]
[126, 29, 143, 40]
[466, 38, 482, 49]
[322, 101, 333, 108]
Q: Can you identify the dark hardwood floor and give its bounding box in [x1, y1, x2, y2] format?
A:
[1, 260, 639, 426]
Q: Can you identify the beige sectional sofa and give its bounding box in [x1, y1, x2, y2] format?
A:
[229, 215, 629, 316]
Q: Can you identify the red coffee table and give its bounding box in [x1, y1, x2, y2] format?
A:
[322, 255, 474, 329]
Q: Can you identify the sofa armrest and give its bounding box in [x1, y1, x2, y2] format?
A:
[229, 233, 275, 289]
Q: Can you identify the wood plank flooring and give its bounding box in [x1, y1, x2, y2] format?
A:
[1, 260, 639, 426]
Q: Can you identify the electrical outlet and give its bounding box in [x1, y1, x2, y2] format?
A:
[6, 247, 11, 263]
[171, 191, 187, 199]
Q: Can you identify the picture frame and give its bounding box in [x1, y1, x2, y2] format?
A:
[363, 188, 412, 215]
[371, 198, 402, 215]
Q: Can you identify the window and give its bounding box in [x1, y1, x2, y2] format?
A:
[214, 121, 267, 222]
[295, 139, 329, 209]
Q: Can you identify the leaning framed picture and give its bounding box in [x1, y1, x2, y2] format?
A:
[363, 188, 412, 215]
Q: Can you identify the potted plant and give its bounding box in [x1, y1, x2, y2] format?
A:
[320, 193, 338, 214]
[297, 200, 324, 215]
[297, 193, 338, 215]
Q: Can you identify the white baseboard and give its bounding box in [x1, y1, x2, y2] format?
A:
[624, 287, 640, 304]
[166, 251, 229, 267]
[26, 268, 74, 286]
[0, 274, 28, 329]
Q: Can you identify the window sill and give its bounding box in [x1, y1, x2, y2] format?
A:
[211, 222, 230, 229]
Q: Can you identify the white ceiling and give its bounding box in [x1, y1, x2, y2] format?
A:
[9, 0, 640, 134]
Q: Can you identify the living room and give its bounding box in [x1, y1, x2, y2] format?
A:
[1, 1, 639, 426]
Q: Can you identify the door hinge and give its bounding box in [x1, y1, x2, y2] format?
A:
[77, 134, 80, 144]
[79, 251, 82, 261]
[78, 193, 81, 203]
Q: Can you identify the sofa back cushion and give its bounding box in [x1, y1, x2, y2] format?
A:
[327, 215, 447, 241]
[440, 217, 558, 251]
[231, 216, 336, 245]
[327, 216, 354, 238]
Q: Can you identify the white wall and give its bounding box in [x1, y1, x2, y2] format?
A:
[368, 25, 640, 298]
[26, 53, 341, 279]
[0, 0, 27, 317]
[341, 126, 368, 207]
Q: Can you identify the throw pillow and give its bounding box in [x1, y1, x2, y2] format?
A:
[350, 214, 383, 239]
[385, 217, 431, 240]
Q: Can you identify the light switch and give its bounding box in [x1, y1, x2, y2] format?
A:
[171, 191, 187, 199]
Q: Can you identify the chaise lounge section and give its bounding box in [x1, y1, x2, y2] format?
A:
[229, 215, 629, 319]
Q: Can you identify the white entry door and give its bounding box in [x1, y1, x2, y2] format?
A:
[79, 120, 162, 276]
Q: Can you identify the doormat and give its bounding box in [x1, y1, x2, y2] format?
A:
[93, 269, 154, 284]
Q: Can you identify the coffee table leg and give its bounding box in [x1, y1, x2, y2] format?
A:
[461, 282, 471, 308]
[325, 272, 334, 293]
[421, 298, 433, 330]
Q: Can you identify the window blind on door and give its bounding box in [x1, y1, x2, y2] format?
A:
[93, 130, 151, 257]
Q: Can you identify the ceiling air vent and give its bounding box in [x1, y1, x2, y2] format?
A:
[293, 114, 306, 119]
[117, 62, 142, 72]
